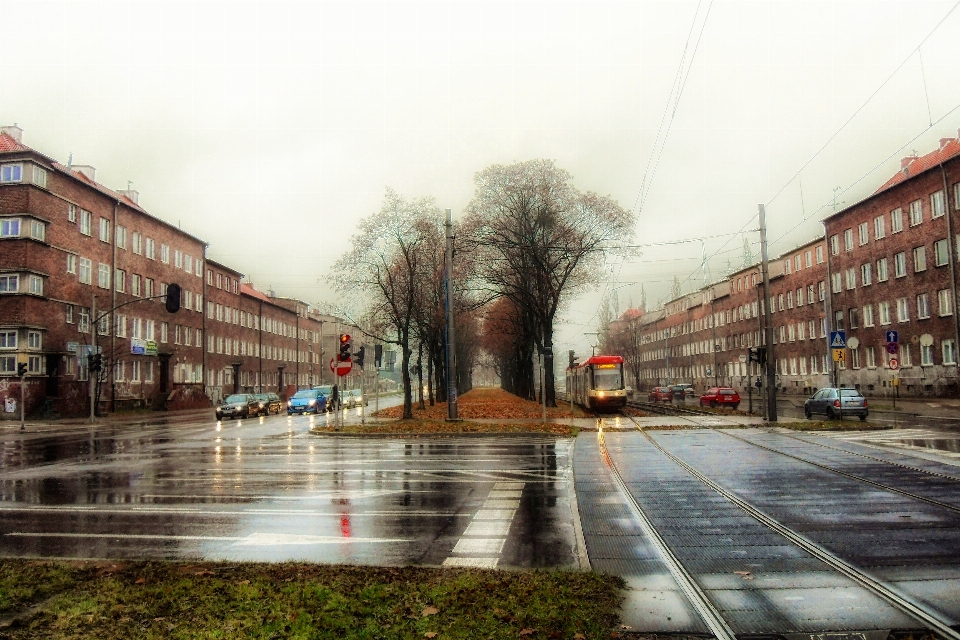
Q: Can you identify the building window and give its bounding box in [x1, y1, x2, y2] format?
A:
[79, 209, 92, 236]
[28, 275, 42, 295]
[834, 310, 844, 331]
[804, 250, 812, 268]
[216, 273, 223, 289]
[174, 249, 183, 269]
[132, 231, 142, 255]
[944, 340, 957, 365]
[921, 343, 934, 366]
[939, 289, 954, 316]
[874, 215, 886, 239]
[909, 199, 923, 226]
[785, 259, 792, 275]
[29, 220, 45, 241]
[79, 308, 90, 333]
[860, 262, 872, 286]
[161, 244, 170, 264]
[829, 235, 840, 256]
[131, 317, 142, 339]
[65, 305, 74, 324]
[33, 167, 47, 187]
[66, 254, 78, 275]
[145, 237, 155, 260]
[132, 360, 141, 383]
[807, 284, 815, 304]
[146, 361, 154, 383]
[0, 330, 17, 348]
[866, 346, 876, 368]
[879, 301, 891, 325]
[913, 246, 926, 272]
[0, 274, 19, 292]
[891, 207, 903, 233]
[931, 190, 945, 219]
[894, 252, 906, 278]
[206, 270, 214, 286]
[849, 308, 859, 329]
[184, 254, 192, 274]
[146, 319, 155, 341]
[851, 348, 861, 370]
[115, 269, 125, 293]
[876, 257, 889, 282]
[0, 356, 14, 374]
[795, 287, 803, 307]
[27, 331, 41, 349]
[160, 322, 168, 343]
[934, 238, 949, 267]
[896, 297, 909, 323]
[98, 263, 110, 289]
[115, 225, 127, 249]
[0, 218, 20, 237]
[115, 314, 127, 338]
[27, 355, 42, 374]
[831, 272, 842, 293]
[195, 259, 202, 277]
[99, 218, 111, 243]
[132, 274, 141, 297]
[0, 163, 23, 182]
[815, 245, 823, 264]
[857, 222, 868, 246]
[845, 267, 856, 290]
[77, 257, 91, 285]
[67, 204, 77, 223]
[863, 304, 874, 327]
[145, 278, 154, 298]
[901, 344, 912, 366]
[843, 229, 854, 251]
[917, 293, 931, 319]
[818, 280, 826, 301]
[115, 361, 125, 382]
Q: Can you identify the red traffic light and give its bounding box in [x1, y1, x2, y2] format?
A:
[340, 334, 351, 344]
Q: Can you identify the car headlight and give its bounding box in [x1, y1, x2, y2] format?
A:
[287, 401, 292, 407]
[308, 399, 316, 406]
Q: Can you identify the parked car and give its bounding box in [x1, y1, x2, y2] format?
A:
[648, 387, 674, 402]
[804, 387, 868, 421]
[699, 387, 740, 409]
[341, 389, 358, 409]
[287, 389, 327, 415]
[313, 385, 336, 411]
[254, 392, 283, 415]
[670, 384, 694, 399]
[216, 394, 260, 420]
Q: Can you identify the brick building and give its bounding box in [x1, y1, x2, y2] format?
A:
[0, 125, 368, 419]
[626, 133, 960, 399]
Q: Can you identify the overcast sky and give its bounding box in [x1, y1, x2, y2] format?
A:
[3, 1, 960, 356]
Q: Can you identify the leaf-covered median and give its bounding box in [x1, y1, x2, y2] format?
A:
[0, 561, 624, 639]
[313, 420, 577, 436]
[372, 388, 576, 420]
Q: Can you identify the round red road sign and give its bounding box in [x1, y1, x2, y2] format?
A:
[330, 357, 353, 376]
[889, 358, 899, 370]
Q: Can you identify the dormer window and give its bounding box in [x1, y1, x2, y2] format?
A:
[0, 163, 22, 183]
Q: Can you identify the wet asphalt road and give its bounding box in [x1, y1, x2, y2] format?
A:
[0, 405, 579, 569]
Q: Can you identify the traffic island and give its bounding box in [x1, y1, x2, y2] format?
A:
[0, 560, 623, 639]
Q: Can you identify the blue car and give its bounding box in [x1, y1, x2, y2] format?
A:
[287, 389, 327, 415]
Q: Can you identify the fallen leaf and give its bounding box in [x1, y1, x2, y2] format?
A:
[134, 577, 146, 585]
[574, 634, 586, 639]
[238, 579, 250, 585]
[519, 629, 536, 636]
[424, 633, 438, 639]
[422, 606, 439, 617]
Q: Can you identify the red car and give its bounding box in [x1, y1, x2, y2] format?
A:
[699, 387, 740, 409]
[648, 387, 674, 402]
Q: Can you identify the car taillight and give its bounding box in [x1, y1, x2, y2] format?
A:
[863, 398, 867, 407]
[834, 399, 841, 408]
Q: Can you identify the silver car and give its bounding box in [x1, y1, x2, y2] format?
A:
[804, 387, 868, 421]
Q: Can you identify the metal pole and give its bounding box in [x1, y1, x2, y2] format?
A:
[444, 208, 459, 421]
[360, 360, 365, 427]
[540, 351, 546, 424]
[19, 370, 25, 431]
[758, 204, 777, 422]
[90, 294, 97, 424]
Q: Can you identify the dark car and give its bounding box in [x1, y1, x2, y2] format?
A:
[216, 393, 259, 420]
[287, 389, 327, 415]
[670, 384, 694, 399]
[648, 387, 674, 402]
[699, 387, 740, 409]
[804, 387, 868, 421]
[254, 392, 283, 415]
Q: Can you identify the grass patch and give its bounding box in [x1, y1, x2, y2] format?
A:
[782, 419, 891, 432]
[0, 561, 623, 639]
[0, 560, 80, 616]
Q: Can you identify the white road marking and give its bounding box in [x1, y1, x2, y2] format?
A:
[442, 557, 499, 568]
[473, 510, 516, 520]
[234, 532, 410, 545]
[487, 490, 523, 499]
[483, 499, 520, 509]
[465, 521, 512, 537]
[6, 531, 410, 545]
[453, 538, 505, 555]
[0, 506, 470, 517]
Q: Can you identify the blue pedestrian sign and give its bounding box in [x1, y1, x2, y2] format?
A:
[886, 330, 899, 344]
[829, 331, 846, 348]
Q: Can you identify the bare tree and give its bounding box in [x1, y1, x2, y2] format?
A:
[330, 189, 438, 419]
[464, 160, 635, 406]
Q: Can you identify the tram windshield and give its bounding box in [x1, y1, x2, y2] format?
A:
[592, 365, 622, 391]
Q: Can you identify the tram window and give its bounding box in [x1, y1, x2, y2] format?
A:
[592, 365, 622, 391]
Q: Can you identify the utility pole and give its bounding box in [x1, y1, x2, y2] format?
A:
[90, 294, 97, 424]
[758, 204, 777, 422]
[444, 208, 459, 421]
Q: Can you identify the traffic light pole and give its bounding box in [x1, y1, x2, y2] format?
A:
[758, 204, 777, 422]
[444, 208, 459, 421]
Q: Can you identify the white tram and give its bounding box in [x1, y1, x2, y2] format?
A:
[566, 355, 628, 412]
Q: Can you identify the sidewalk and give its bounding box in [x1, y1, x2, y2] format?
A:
[776, 394, 960, 419]
[0, 407, 215, 432]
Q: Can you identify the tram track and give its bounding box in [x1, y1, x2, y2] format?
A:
[594, 417, 960, 638]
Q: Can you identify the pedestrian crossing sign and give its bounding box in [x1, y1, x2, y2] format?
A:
[830, 331, 846, 348]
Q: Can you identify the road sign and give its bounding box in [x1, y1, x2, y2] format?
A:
[886, 330, 899, 344]
[886, 342, 899, 354]
[330, 357, 353, 377]
[738, 354, 747, 364]
[830, 331, 846, 348]
[889, 358, 900, 370]
[832, 348, 845, 362]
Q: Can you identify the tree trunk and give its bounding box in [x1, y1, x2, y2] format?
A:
[400, 327, 413, 419]
[417, 342, 425, 410]
[543, 325, 557, 407]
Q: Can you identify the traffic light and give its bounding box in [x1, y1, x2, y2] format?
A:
[338, 334, 352, 362]
[165, 283, 181, 313]
[374, 344, 383, 368]
[17, 362, 27, 377]
[88, 354, 102, 371]
[356, 345, 365, 368]
[755, 347, 767, 366]
[748, 348, 758, 363]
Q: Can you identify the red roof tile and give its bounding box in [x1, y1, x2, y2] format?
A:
[0, 132, 28, 152]
[240, 283, 272, 303]
[875, 137, 960, 193]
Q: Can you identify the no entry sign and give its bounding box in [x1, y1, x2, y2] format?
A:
[330, 357, 353, 377]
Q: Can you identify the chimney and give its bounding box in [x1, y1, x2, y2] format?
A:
[72, 165, 96, 181]
[0, 124, 23, 143]
[941, 138, 953, 150]
[900, 155, 918, 169]
[118, 189, 139, 205]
